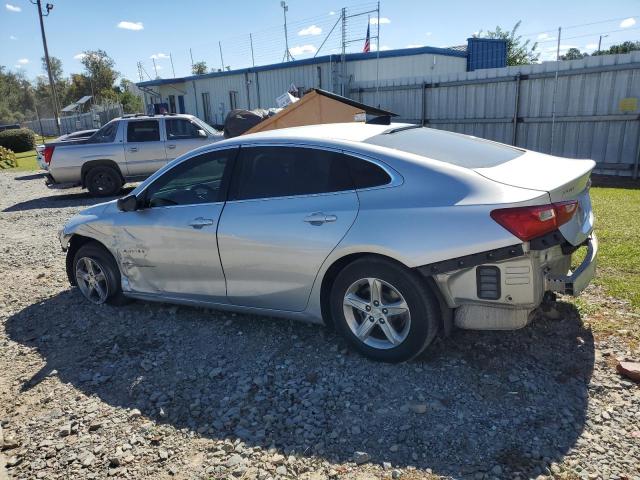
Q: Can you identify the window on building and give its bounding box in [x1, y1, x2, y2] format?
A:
[168, 95, 176, 114]
[229, 91, 238, 110]
[177, 95, 185, 114]
[126, 120, 160, 142]
[202, 92, 212, 124]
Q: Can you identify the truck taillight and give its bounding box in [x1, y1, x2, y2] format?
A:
[490, 200, 578, 241]
[43, 145, 55, 165]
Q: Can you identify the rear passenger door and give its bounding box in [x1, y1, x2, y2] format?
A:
[217, 145, 359, 312]
[165, 118, 210, 160]
[124, 119, 167, 177]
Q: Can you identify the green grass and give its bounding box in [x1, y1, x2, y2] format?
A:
[6, 136, 57, 171]
[589, 186, 640, 311]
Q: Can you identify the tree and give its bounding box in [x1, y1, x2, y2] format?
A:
[42, 55, 64, 84]
[0, 66, 35, 123]
[560, 48, 588, 61]
[593, 41, 640, 56]
[80, 50, 119, 101]
[474, 21, 539, 65]
[192, 61, 208, 75]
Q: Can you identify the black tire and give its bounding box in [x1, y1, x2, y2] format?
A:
[72, 242, 130, 306]
[330, 257, 439, 363]
[85, 166, 123, 197]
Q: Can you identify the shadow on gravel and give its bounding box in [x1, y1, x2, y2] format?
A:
[2, 187, 134, 212]
[6, 292, 594, 478]
[14, 173, 45, 181]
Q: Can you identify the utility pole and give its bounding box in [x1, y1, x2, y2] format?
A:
[152, 58, 159, 78]
[219, 41, 225, 70]
[31, 0, 60, 135]
[281, 1, 294, 61]
[598, 34, 608, 52]
[169, 53, 176, 78]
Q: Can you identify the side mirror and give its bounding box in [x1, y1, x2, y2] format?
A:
[117, 194, 139, 212]
[197, 129, 207, 138]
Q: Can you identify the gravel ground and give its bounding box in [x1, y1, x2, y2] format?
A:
[0, 171, 638, 480]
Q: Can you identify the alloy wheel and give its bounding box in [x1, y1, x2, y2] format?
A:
[343, 277, 411, 350]
[75, 257, 110, 304]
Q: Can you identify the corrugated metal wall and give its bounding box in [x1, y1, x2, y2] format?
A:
[151, 53, 466, 126]
[351, 52, 640, 177]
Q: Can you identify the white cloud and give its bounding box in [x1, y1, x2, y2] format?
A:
[14, 64, 23, 69]
[426, 32, 432, 37]
[150, 52, 170, 60]
[329, 10, 335, 15]
[154, 65, 163, 70]
[538, 33, 551, 40]
[585, 43, 598, 51]
[406, 44, 424, 49]
[117, 21, 144, 31]
[17, 58, 29, 64]
[5, 3, 21, 12]
[298, 25, 322, 36]
[620, 17, 636, 28]
[370, 17, 390, 25]
[370, 42, 391, 51]
[73, 53, 86, 60]
[289, 44, 317, 56]
[9, 35, 17, 40]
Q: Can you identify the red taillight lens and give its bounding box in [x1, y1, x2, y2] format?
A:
[490, 200, 578, 241]
[43, 145, 55, 165]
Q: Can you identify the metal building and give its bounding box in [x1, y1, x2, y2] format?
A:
[136, 39, 507, 127]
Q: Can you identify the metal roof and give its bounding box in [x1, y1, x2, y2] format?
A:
[137, 46, 468, 88]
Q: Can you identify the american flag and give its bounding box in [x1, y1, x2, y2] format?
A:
[363, 22, 370, 52]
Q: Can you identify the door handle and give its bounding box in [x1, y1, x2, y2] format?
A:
[167, 144, 176, 149]
[188, 217, 215, 229]
[128, 147, 138, 152]
[303, 212, 337, 225]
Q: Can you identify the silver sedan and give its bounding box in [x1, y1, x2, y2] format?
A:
[60, 123, 597, 362]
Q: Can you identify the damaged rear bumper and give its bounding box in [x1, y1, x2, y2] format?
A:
[545, 234, 597, 296]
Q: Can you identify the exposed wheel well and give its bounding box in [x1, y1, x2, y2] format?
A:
[319, 252, 450, 332]
[81, 160, 124, 188]
[65, 235, 106, 285]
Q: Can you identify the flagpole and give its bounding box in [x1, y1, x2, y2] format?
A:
[375, 0, 380, 107]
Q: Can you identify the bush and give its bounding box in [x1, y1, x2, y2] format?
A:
[0, 128, 36, 153]
[0, 146, 17, 169]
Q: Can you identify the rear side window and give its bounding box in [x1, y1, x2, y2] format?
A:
[91, 122, 118, 143]
[127, 120, 160, 142]
[347, 157, 391, 188]
[230, 146, 353, 200]
[166, 119, 202, 139]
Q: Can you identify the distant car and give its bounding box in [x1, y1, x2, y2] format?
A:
[59, 123, 597, 362]
[36, 129, 99, 170]
[43, 114, 223, 195]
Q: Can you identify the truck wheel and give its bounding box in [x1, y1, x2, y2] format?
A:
[85, 166, 123, 196]
[330, 257, 440, 363]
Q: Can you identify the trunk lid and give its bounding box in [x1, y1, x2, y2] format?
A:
[475, 151, 596, 246]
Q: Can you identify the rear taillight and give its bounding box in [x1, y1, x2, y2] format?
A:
[43, 145, 55, 165]
[490, 200, 578, 241]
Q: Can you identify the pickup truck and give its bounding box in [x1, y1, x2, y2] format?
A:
[43, 114, 223, 196]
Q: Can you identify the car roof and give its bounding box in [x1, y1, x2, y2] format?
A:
[239, 122, 411, 143]
[118, 113, 196, 121]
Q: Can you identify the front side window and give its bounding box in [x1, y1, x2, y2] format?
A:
[127, 120, 160, 142]
[166, 119, 202, 140]
[90, 121, 118, 143]
[144, 149, 235, 207]
[229, 146, 353, 201]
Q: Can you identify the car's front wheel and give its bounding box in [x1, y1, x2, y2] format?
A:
[73, 242, 128, 305]
[330, 257, 439, 362]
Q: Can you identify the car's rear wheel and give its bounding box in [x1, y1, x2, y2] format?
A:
[73, 242, 129, 305]
[330, 257, 439, 362]
[85, 166, 122, 197]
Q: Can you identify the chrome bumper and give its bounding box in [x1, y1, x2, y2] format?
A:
[545, 233, 597, 296]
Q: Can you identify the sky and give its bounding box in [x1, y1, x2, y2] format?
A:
[1, 0, 639, 84]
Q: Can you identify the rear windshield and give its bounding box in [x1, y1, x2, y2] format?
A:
[364, 126, 524, 168]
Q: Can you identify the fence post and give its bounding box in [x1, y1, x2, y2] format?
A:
[511, 74, 521, 146]
[421, 82, 427, 126]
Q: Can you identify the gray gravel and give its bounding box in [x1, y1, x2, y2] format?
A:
[0, 171, 639, 480]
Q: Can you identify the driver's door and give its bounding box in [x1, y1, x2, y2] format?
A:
[112, 148, 237, 301]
